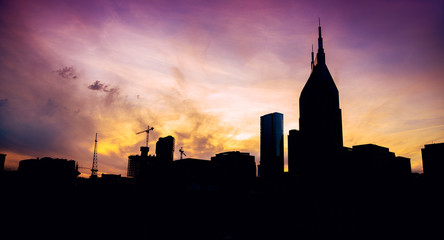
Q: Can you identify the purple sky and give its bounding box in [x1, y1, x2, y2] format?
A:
[1, 0, 443, 175]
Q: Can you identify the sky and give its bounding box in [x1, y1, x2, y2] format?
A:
[0, 0, 443, 176]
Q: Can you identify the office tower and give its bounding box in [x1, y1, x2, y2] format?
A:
[288, 129, 302, 175]
[259, 112, 284, 178]
[421, 142, 444, 178]
[295, 24, 343, 179]
[156, 135, 175, 163]
[299, 23, 343, 152]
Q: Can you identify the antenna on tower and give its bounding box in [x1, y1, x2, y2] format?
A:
[137, 125, 154, 148]
[311, 44, 314, 70]
[91, 133, 98, 178]
[179, 147, 186, 160]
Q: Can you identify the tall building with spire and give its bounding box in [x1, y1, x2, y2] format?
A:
[300, 22, 343, 151]
[289, 23, 343, 178]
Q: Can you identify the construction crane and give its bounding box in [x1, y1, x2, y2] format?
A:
[91, 133, 98, 178]
[179, 147, 186, 160]
[137, 125, 154, 147]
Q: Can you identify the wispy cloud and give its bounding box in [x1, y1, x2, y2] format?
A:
[54, 66, 78, 79]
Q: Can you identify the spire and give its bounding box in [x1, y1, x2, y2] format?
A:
[311, 44, 314, 70]
[318, 18, 324, 53]
[316, 18, 325, 65]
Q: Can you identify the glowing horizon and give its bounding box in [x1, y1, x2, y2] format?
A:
[1, 0, 443, 176]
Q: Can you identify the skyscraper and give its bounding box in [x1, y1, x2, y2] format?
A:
[288, 23, 343, 178]
[259, 112, 284, 178]
[299, 23, 343, 152]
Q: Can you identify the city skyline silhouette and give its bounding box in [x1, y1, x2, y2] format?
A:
[1, 1, 443, 177]
[1, 4, 444, 237]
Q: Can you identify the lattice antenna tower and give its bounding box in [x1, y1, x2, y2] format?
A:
[91, 133, 98, 177]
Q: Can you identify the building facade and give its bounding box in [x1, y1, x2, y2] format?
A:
[0, 153, 5, 171]
[288, 129, 302, 175]
[156, 135, 175, 163]
[259, 112, 284, 178]
[422, 142, 444, 178]
[211, 151, 256, 180]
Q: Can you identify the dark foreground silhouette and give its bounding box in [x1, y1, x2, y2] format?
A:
[1, 165, 442, 240]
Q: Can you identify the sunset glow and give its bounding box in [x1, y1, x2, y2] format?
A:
[1, 0, 443, 176]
